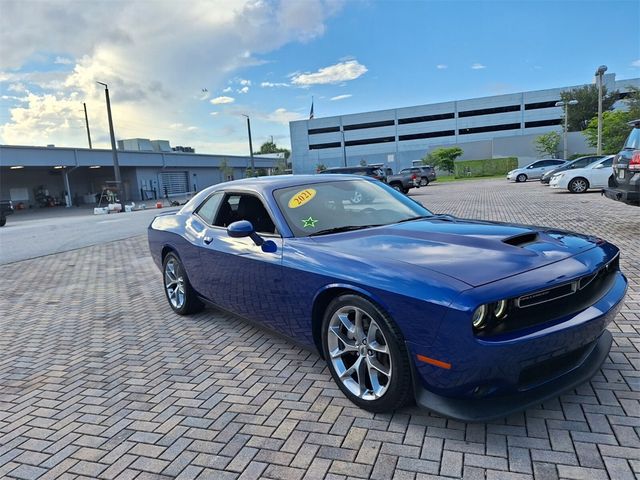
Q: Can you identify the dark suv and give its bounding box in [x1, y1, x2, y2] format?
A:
[0, 199, 14, 227]
[604, 119, 640, 206]
[540, 155, 605, 184]
[319, 166, 386, 182]
[399, 166, 437, 186]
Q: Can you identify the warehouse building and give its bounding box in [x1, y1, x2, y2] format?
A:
[289, 73, 640, 173]
[0, 144, 277, 208]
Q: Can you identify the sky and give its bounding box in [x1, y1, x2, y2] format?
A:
[0, 0, 639, 155]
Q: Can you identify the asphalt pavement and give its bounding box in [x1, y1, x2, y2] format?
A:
[0, 206, 178, 265]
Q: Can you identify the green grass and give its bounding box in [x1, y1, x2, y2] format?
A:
[434, 173, 506, 183]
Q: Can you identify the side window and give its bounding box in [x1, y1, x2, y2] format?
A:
[529, 162, 542, 168]
[214, 194, 276, 234]
[600, 158, 613, 167]
[194, 192, 224, 225]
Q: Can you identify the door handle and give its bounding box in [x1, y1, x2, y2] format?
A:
[203, 236, 213, 245]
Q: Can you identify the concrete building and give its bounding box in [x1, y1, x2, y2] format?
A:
[0, 144, 277, 207]
[289, 73, 640, 173]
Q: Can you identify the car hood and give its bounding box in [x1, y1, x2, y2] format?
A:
[308, 217, 600, 287]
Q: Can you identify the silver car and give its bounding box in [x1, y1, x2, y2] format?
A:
[507, 159, 567, 182]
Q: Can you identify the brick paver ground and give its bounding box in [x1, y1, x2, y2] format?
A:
[0, 179, 638, 480]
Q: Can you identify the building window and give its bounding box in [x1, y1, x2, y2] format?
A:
[398, 112, 455, 124]
[399, 130, 455, 141]
[308, 126, 340, 135]
[524, 119, 563, 128]
[344, 136, 395, 147]
[524, 100, 559, 110]
[458, 123, 521, 135]
[343, 120, 395, 131]
[309, 141, 342, 150]
[458, 105, 521, 118]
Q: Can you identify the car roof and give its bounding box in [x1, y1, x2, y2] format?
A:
[205, 174, 373, 194]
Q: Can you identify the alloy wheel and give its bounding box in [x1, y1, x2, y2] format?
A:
[570, 178, 588, 193]
[351, 191, 363, 204]
[164, 258, 186, 309]
[327, 305, 392, 400]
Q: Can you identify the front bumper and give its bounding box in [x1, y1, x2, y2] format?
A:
[603, 187, 640, 205]
[414, 330, 612, 422]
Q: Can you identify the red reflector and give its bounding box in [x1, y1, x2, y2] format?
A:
[416, 354, 452, 370]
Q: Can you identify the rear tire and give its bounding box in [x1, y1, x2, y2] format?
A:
[390, 183, 403, 192]
[568, 177, 589, 193]
[516, 174, 527, 183]
[419, 177, 429, 186]
[321, 294, 413, 413]
[162, 253, 204, 315]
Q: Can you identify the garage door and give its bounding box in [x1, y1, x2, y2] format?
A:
[159, 171, 189, 196]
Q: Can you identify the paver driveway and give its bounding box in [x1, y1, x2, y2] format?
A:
[0, 179, 638, 480]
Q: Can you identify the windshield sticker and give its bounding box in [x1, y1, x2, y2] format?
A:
[302, 216, 319, 228]
[288, 188, 316, 209]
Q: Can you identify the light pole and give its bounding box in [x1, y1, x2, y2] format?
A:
[595, 65, 608, 155]
[96, 81, 124, 202]
[83, 102, 92, 149]
[241, 114, 255, 175]
[555, 100, 578, 159]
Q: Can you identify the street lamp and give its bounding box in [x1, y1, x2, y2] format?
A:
[555, 100, 578, 159]
[241, 114, 256, 175]
[595, 65, 608, 155]
[97, 81, 124, 202]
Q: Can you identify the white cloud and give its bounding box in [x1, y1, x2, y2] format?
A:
[237, 86, 249, 94]
[222, 86, 233, 93]
[330, 94, 351, 101]
[8, 83, 27, 93]
[0, 0, 344, 152]
[238, 78, 251, 86]
[261, 81, 289, 88]
[210, 96, 235, 104]
[209, 111, 219, 116]
[265, 107, 304, 125]
[471, 63, 486, 70]
[436, 64, 447, 70]
[291, 60, 367, 86]
[631, 59, 640, 68]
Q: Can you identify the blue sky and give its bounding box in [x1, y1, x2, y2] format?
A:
[1, 0, 638, 154]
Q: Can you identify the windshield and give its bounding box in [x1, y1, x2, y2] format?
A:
[273, 179, 432, 237]
[624, 128, 640, 149]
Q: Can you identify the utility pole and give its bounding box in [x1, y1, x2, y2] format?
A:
[555, 100, 578, 159]
[97, 81, 124, 202]
[341, 129, 347, 167]
[595, 65, 607, 155]
[242, 114, 255, 175]
[83, 102, 93, 149]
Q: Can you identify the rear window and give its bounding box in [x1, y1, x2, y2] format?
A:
[624, 128, 640, 149]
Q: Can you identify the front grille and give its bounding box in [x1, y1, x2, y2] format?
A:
[518, 340, 595, 389]
[476, 255, 619, 338]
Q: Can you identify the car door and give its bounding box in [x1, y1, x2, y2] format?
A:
[526, 161, 546, 179]
[197, 192, 290, 335]
[589, 157, 614, 188]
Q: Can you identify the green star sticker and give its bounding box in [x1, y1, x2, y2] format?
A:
[302, 216, 318, 228]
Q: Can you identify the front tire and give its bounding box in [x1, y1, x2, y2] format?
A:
[321, 294, 413, 412]
[568, 177, 589, 193]
[0, 217, 5, 227]
[390, 183, 403, 192]
[163, 253, 204, 315]
[516, 174, 527, 183]
[419, 177, 429, 186]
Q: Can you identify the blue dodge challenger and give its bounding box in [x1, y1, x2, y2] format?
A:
[148, 175, 627, 421]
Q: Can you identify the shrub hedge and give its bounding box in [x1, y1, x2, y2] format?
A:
[453, 157, 518, 178]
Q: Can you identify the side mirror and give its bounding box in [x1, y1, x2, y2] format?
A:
[227, 220, 277, 253]
[227, 220, 254, 238]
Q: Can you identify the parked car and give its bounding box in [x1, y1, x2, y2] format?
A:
[399, 166, 437, 186]
[386, 170, 420, 193]
[603, 119, 640, 206]
[0, 199, 14, 227]
[148, 175, 626, 421]
[540, 155, 606, 185]
[549, 156, 614, 193]
[507, 159, 567, 182]
[319, 166, 386, 182]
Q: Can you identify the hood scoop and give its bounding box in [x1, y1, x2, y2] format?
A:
[502, 232, 539, 247]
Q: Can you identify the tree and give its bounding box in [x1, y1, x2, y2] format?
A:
[359, 159, 367, 166]
[316, 163, 327, 172]
[624, 85, 640, 119]
[255, 140, 290, 160]
[422, 147, 462, 174]
[583, 110, 633, 154]
[219, 158, 233, 181]
[559, 85, 618, 131]
[534, 132, 561, 158]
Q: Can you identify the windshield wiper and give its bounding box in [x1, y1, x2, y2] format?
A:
[308, 224, 385, 236]
[395, 214, 455, 224]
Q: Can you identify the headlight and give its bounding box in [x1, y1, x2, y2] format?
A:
[472, 305, 487, 329]
[493, 300, 508, 319]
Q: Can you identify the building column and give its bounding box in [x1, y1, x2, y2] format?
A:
[63, 168, 72, 207]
